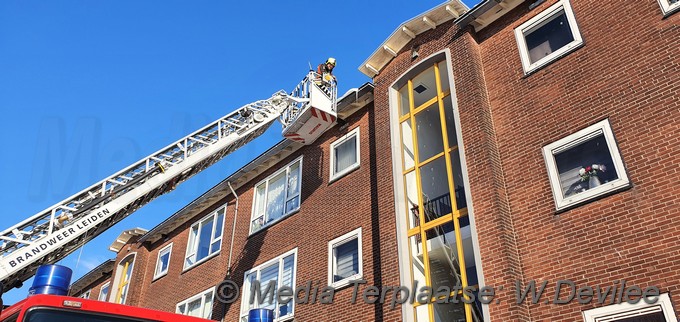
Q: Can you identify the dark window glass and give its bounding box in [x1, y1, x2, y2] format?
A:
[524, 10, 574, 63]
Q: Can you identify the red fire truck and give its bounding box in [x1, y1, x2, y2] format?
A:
[0, 294, 212, 322]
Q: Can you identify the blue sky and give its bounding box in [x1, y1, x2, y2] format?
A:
[0, 0, 478, 304]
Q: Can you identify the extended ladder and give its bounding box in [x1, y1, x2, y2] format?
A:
[0, 72, 336, 291]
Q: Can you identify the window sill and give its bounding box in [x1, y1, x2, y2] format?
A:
[328, 164, 360, 184]
[554, 181, 632, 213]
[181, 251, 221, 273]
[151, 272, 168, 282]
[661, 4, 680, 17]
[329, 275, 363, 290]
[249, 208, 300, 237]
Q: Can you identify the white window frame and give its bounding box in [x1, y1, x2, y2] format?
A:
[542, 119, 630, 211]
[98, 282, 110, 301]
[183, 207, 226, 270]
[249, 156, 303, 235]
[658, 0, 680, 16]
[329, 127, 361, 182]
[583, 293, 677, 322]
[327, 228, 363, 289]
[176, 287, 215, 319]
[240, 248, 298, 322]
[153, 243, 173, 280]
[80, 289, 91, 299]
[514, 0, 583, 74]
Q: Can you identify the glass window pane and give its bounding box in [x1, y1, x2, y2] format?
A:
[425, 222, 462, 290]
[213, 211, 224, 239]
[412, 66, 436, 108]
[524, 9, 574, 64]
[279, 255, 295, 317]
[405, 171, 419, 229]
[287, 162, 300, 197]
[437, 61, 450, 93]
[255, 185, 266, 217]
[243, 273, 256, 312]
[415, 104, 445, 162]
[415, 303, 429, 322]
[443, 96, 458, 148]
[333, 239, 359, 282]
[402, 120, 415, 169]
[419, 157, 451, 222]
[259, 264, 279, 311]
[450, 149, 467, 210]
[554, 133, 618, 198]
[334, 136, 358, 174]
[409, 235, 426, 292]
[399, 85, 410, 117]
[197, 218, 213, 260]
[433, 301, 468, 322]
[265, 172, 286, 223]
[187, 298, 201, 317]
[285, 196, 299, 213]
[203, 292, 213, 319]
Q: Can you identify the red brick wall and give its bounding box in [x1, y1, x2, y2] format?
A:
[112, 103, 404, 321]
[373, 0, 679, 320]
[70, 275, 112, 301]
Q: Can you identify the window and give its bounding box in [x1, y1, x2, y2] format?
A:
[184, 208, 225, 269]
[328, 228, 363, 288]
[330, 127, 360, 181]
[583, 293, 677, 322]
[80, 289, 91, 299]
[392, 55, 483, 321]
[514, 0, 583, 74]
[543, 119, 630, 211]
[250, 157, 302, 234]
[113, 254, 135, 304]
[176, 288, 214, 319]
[154, 243, 172, 280]
[658, 0, 680, 15]
[240, 249, 297, 322]
[98, 282, 110, 301]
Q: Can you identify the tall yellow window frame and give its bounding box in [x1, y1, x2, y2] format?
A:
[115, 254, 135, 304]
[398, 60, 481, 322]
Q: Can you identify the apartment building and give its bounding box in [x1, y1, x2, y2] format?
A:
[71, 0, 679, 321]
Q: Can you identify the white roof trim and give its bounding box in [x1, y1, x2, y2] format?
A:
[358, 0, 469, 78]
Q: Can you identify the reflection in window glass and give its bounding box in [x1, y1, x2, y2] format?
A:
[412, 66, 436, 108]
[554, 134, 618, 197]
[420, 157, 451, 222]
[402, 120, 415, 169]
[437, 61, 450, 93]
[400, 85, 410, 116]
[405, 171, 419, 229]
[416, 104, 445, 162]
[524, 9, 574, 64]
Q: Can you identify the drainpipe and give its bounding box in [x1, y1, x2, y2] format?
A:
[226, 182, 239, 278]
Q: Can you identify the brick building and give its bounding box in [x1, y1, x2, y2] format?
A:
[71, 0, 679, 321]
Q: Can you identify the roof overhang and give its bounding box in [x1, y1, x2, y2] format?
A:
[109, 228, 148, 252]
[359, 0, 469, 78]
[138, 83, 375, 245]
[359, 0, 528, 78]
[456, 0, 526, 31]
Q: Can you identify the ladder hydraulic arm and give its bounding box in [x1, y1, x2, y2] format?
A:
[0, 72, 337, 292]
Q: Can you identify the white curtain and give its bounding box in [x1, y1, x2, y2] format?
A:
[265, 173, 286, 223]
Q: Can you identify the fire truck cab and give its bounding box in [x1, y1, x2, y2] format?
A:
[0, 294, 212, 322]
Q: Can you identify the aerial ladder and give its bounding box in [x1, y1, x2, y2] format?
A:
[0, 71, 338, 294]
